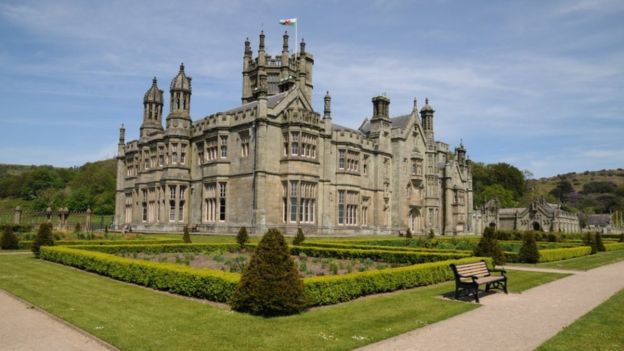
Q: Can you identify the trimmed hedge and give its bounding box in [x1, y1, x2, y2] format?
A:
[18, 238, 182, 250]
[290, 246, 470, 264]
[300, 241, 471, 254]
[81, 243, 238, 255]
[40, 246, 238, 302]
[304, 256, 490, 306]
[40, 243, 487, 308]
[604, 243, 624, 251]
[537, 247, 592, 263]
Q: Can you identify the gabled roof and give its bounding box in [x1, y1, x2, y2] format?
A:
[358, 114, 415, 134]
[222, 91, 289, 114]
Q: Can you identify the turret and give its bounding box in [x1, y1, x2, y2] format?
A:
[323, 91, 332, 120]
[369, 95, 392, 139]
[118, 123, 126, 155]
[456, 140, 467, 165]
[140, 77, 164, 137]
[166, 63, 192, 131]
[242, 37, 253, 103]
[420, 98, 435, 142]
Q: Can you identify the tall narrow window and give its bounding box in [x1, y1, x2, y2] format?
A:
[204, 183, 217, 223]
[240, 132, 250, 157]
[124, 193, 133, 224]
[179, 186, 186, 222]
[144, 151, 150, 170]
[220, 136, 228, 158]
[180, 144, 186, 164]
[338, 190, 345, 224]
[283, 133, 289, 156]
[206, 138, 218, 161]
[282, 182, 288, 223]
[290, 132, 299, 156]
[290, 180, 298, 223]
[338, 149, 346, 169]
[171, 143, 178, 165]
[141, 189, 148, 222]
[300, 182, 316, 223]
[219, 182, 227, 221]
[362, 206, 368, 225]
[158, 147, 165, 166]
[169, 186, 176, 222]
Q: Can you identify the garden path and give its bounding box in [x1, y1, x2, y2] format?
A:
[0, 290, 116, 351]
[358, 260, 624, 351]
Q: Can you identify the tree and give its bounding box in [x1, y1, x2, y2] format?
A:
[582, 181, 618, 194]
[182, 225, 192, 243]
[236, 227, 248, 248]
[549, 179, 574, 203]
[292, 228, 305, 246]
[482, 184, 517, 208]
[518, 231, 540, 263]
[474, 226, 506, 265]
[32, 223, 54, 256]
[583, 232, 598, 255]
[230, 229, 307, 316]
[1, 226, 20, 250]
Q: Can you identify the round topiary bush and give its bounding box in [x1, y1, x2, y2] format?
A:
[182, 225, 192, 243]
[292, 227, 305, 246]
[0, 226, 20, 250]
[230, 228, 307, 316]
[518, 231, 540, 263]
[474, 226, 506, 265]
[32, 223, 54, 256]
[236, 226, 249, 248]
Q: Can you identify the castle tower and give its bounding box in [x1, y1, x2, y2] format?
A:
[420, 98, 435, 144]
[369, 95, 391, 136]
[140, 77, 164, 137]
[166, 63, 192, 131]
[456, 140, 467, 165]
[241, 31, 314, 104]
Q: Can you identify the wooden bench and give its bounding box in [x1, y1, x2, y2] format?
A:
[449, 260, 507, 303]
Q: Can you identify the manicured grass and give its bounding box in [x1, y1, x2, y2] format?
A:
[537, 288, 624, 351]
[505, 270, 570, 292]
[0, 254, 566, 350]
[512, 249, 624, 271]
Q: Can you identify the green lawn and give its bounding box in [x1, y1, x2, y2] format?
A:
[511, 250, 624, 271]
[537, 288, 624, 350]
[0, 253, 566, 350]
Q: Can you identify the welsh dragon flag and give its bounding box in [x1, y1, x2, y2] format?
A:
[279, 18, 297, 26]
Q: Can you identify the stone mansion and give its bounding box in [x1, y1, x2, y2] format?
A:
[113, 32, 475, 235]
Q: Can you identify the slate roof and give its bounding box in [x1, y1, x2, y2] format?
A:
[588, 214, 611, 227]
[358, 114, 415, 134]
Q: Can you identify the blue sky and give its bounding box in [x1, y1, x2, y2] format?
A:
[0, 0, 622, 178]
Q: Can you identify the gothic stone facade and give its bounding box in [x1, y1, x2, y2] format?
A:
[114, 32, 475, 235]
[482, 198, 580, 233]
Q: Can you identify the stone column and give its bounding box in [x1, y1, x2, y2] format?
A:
[14, 206, 22, 225]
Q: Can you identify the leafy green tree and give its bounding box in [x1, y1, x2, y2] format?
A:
[230, 229, 307, 316]
[474, 226, 506, 265]
[549, 179, 575, 203]
[1, 226, 20, 250]
[518, 231, 540, 263]
[292, 228, 305, 246]
[32, 223, 54, 256]
[236, 227, 249, 248]
[582, 181, 618, 194]
[482, 184, 517, 208]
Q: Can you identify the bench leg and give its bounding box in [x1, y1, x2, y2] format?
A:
[474, 286, 480, 303]
[503, 279, 508, 294]
[485, 283, 490, 292]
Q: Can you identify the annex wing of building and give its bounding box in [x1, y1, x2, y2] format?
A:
[114, 32, 475, 235]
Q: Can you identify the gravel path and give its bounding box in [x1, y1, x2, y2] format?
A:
[0, 290, 116, 351]
[358, 260, 624, 351]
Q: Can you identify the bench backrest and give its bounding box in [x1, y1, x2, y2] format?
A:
[450, 261, 490, 279]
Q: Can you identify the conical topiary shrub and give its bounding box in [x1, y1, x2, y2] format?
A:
[584, 232, 598, 254]
[595, 232, 606, 252]
[32, 223, 54, 256]
[518, 231, 540, 263]
[182, 225, 192, 243]
[1, 226, 19, 250]
[236, 226, 249, 248]
[406, 228, 413, 239]
[230, 228, 307, 316]
[292, 227, 305, 246]
[474, 226, 506, 265]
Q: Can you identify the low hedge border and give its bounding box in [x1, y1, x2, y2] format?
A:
[40, 246, 238, 302]
[290, 245, 470, 264]
[16, 238, 182, 250]
[300, 241, 471, 254]
[537, 246, 592, 263]
[77, 243, 239, 255]
[604, 243, 624, 251]
[304, 256, 491, 305]
[40, 244, 486, 307]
